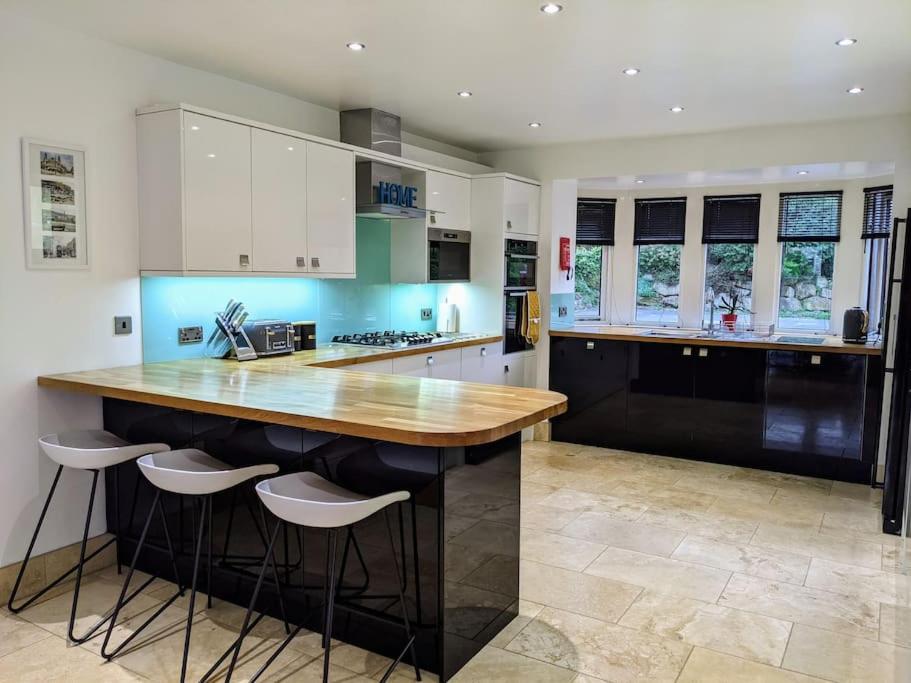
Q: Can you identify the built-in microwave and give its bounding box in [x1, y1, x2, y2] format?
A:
[505, 238, 538, 290]
[428, 228, 470, 282]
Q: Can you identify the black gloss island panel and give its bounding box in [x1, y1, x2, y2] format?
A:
[549, 337, 883, 483]
[102, 398, 520, 681]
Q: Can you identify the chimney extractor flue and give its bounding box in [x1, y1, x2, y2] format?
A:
[340, 108, 402, 157]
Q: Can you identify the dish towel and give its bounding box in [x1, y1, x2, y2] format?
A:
[524, 291, 541, 345]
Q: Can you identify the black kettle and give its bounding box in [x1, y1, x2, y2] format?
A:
[843, 307, 869, 343]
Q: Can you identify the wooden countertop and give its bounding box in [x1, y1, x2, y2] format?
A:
[37, 341, 566, 447]
[291, 335, 503, 368]
[550, 326, 882, 356]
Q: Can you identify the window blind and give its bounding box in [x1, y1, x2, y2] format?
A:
[861, 185, 893, 239]
[777, 191, 843, 242]
[576, 198, 616, 245]
[633, 197, 687, 245]
[702, 194, 761, 244]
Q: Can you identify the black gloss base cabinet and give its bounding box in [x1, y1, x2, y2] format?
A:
[550, 337, 882, 483]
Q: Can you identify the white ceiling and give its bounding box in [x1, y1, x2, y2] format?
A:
[9, 0, 911, 152]
[579, 161, 896, 191]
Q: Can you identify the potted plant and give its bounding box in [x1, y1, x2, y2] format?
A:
[718, 291, 743, 331]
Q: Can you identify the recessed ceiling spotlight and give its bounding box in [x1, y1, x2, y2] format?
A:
[622, 67, 640, 76]
[797, 170, 809, 175]
[669, 105, 684, 113]
[835, 37, 857, 47]
[847, 86, 864, 94]
[287, 146, 294, 151]
[540, 3, 563, 14]
[528, 122, 543, 128]
[457, 90, 473, 98]
[207, 153, 216, 158]
[346, 42, 366, 51]
[635, 179, 645, 184]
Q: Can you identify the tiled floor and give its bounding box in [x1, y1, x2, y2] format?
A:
[2, 440, 910, 682]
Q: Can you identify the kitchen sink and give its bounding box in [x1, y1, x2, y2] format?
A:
[641, 330, 700, 339]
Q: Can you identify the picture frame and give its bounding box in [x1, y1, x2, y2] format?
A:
[21, 138, 89, 270]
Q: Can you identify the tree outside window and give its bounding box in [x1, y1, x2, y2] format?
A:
[574, 244, 603, 319]
[704, 243, 754, 328]
[636, 244, 681, 324]
[778, 242, 835, 331]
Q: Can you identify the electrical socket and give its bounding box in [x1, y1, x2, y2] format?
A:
[178, 325, 204, 344]
[420, 307, 433, 321]
[114, 316, 132, 335]
[558, 306, 568, 317]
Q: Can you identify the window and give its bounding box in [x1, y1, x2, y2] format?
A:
[861, 185, 893, 335]
[702, 195, 760, 329]
[575, 198, 615, 319]
[634, 197, 686, 324]
[776, 189, 842, 331]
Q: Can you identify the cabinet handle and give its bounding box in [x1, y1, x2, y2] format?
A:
[429, 214, 437, 225]
[506, 220, 513, 230]
[585, 341, 595, 350]
[698, 348, 709, 357]
[504, 364, 510, 373]
[427, 356, 434, 366]
[480, 347, 487, 357]
[296, 256, 306, 267]
[682, 346, 692, 356]
[311, 257, 320, 268]
[239, 254, 250, 267]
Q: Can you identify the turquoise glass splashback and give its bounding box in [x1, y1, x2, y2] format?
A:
[550, 292, 575, 328]
[141, 219, 439, 362]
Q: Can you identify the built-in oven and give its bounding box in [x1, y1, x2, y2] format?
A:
[504, 238, 538, 290]
[428, 228, 470, 282]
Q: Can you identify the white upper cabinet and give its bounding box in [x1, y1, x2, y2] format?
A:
[183, 112, 253, 271]
[306, 142, 355, 276]
[504, 178, 540, 236]
[426, 171, 471, 230]
[252, 129, 308, 273]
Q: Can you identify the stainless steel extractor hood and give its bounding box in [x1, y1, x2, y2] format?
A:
[340, 108, 428, 220]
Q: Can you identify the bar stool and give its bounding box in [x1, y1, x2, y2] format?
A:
[220, 471, 421, 683]
[7, 430, 170, 644]
[100, 449, 284, 683]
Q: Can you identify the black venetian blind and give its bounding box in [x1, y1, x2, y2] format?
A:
[702, 194, 761, 244]
[633, 197, 687, 245]
[777, 191, 843, 242]
[861, 185, 893, 239]
[576, 198, 616, 245]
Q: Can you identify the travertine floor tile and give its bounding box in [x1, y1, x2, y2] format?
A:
[520, 481, 559, 504]
[883, 543, 911, 574]
[0, 610, 51, 659]
[718, 573, 880, 639]
[783, 623, 911, 682]
[584, 547, 731, 602]
[520, 560, 641, 623]
[537, 488, 648, 521]
[488, 600, 545, 649]
[805, 557, 911, 607]
[637, 507, 758, 545]
[0, 635, 144, 682]
[520, 503, 582, 532]
[672, 536, 810, 584]
[520, 529, 605, 571]
[618, 590, 791, 666]
[450, 645, 576, 682]
[707, 497, 824, 528]
[830, 480, 884, 506]
[751, 522, 883, 569]
[506, 607, 691, 681]
[677, 647, 828, 682]
[607, 480, 717, 512]
[560, 512, 685, 557]
[880, 603, 911, 647]
[673, 474, 778, 504]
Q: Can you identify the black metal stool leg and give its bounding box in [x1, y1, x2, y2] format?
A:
[180, 495, 209, 683]
[114, 465, 122, 574]
[381, 508, 421, 682]
[322, 528, 340, 683]
[66, 469, 102, 644]
[207, 493, 214, 609]
[408, 498, 424, 626]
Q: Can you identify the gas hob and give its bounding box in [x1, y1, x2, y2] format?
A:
[331, 331, 454, 349]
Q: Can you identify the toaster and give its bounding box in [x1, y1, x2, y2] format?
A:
[241, 320, 294, 357]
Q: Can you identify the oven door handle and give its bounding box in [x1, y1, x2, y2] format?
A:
[505, 254, 539, 260]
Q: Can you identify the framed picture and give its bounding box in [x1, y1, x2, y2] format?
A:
[21, 138, 89, 269]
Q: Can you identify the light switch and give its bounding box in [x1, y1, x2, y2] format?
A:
[114, 316, 132, 335]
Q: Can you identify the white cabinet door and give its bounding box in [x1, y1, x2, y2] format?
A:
[428, 348, 462, 380]
[183, 112, 252, 271]
[504, 178, 539, 236]
[427, 171, 471, 230]
[460, 344, 504, 384]
[252, 129, 308, 273]
[353, 359, 393, 374]
[307, 143, 355, 276]
[392, 353, 431, 378]
[503, 353, 526, 388]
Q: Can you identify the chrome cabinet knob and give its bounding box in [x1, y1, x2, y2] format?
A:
[239, 254, 250, 267]
[506, 220, 513, 230]
[296, 256, 306, 267]
[311, 256, 320, 268]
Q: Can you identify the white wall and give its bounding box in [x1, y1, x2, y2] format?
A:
[480, 115, 911, 389]
[577, 176, 894, 332]
[0, 9, 464, 567]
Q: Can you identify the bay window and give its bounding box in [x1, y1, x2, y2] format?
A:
[575, 198, 615, 320]
[776, 191, 843, 331]
[634, 197, 686, 325]
[861, 185, 893, 335]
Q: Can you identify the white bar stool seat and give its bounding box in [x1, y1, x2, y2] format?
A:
[8, 430, 171, 645]
[257, 471, 409, 528]
[137, 449, 279, 496]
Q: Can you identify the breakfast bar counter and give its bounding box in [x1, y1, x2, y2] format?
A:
[38, 358, 565, 680]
